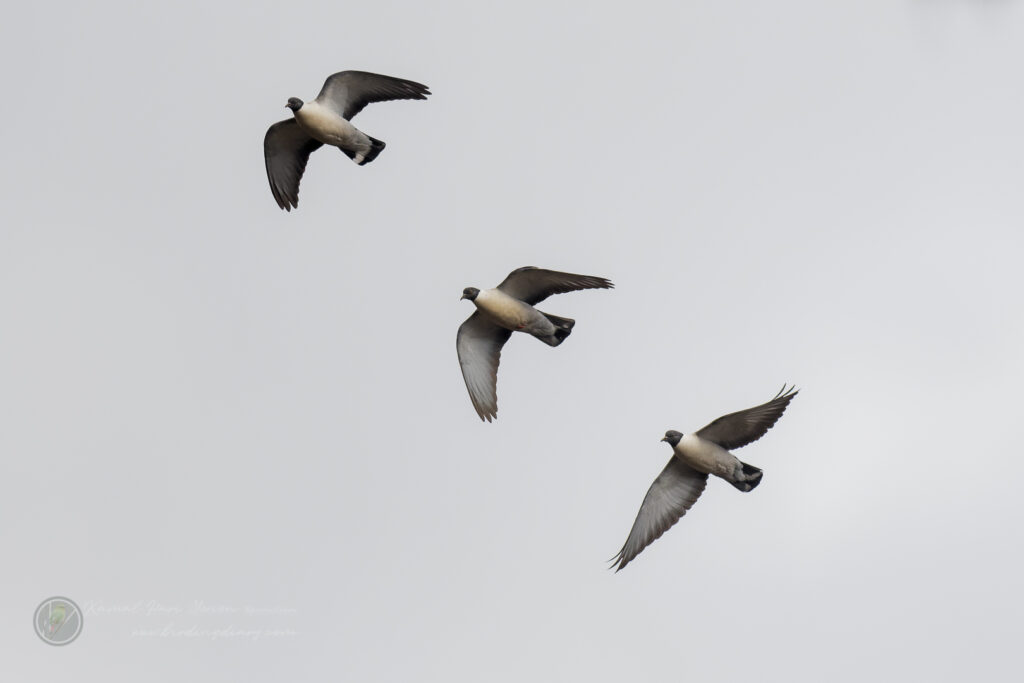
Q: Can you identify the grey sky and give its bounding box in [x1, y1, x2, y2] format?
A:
[2, 0, 1022, 680]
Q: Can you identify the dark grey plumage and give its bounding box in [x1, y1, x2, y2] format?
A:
[456, 312, 513, 422]
[264, 120, 324, 211]
[694, 385, 799, 450]
[316, 71, 430, 120]
[495, 267, 614, 305]
[611, 458, 708, 572]
[662, 430, 683, 447]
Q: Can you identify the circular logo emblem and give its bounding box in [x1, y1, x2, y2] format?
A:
[34, 597, 83, 645]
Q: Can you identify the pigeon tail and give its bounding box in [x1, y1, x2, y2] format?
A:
[538, 312, 575, 347]
[358, 136, 386, 165]
[728, 461, 763, 492]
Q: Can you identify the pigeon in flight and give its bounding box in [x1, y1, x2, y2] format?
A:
[457, 267, 614, 422]
[263, 70, 431, 210]
[611, 386, 798, 571]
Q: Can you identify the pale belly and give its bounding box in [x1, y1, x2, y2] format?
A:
[475, 289, 534, 330]
[676, 435, 737, 479]
[295, 105, 363, 147]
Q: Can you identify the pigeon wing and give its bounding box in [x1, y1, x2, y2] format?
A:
[495, 267, 613, 306]
[695, 385, 798, 451]
[315, 71, 431, 121]
[264, 119, 323, 211]
[611, 458, 708, 572]
[456, 312, 512, 422]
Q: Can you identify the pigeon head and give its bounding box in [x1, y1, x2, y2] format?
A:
[460, 287, 480, 301]
[661, 430, 683, 447]
[286, 97, 304, 112]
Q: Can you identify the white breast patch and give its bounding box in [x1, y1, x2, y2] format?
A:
[295, 102, 358, 145]
[475, 289, 529, 329]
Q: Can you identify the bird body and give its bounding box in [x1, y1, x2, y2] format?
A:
[472, 288, 555, 337]
[293, 101, 370, 153]
[673, 433, 763, 491]
[675, 433, 739, 479]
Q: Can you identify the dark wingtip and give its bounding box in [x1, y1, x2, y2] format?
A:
[584, 275, 614, 291]
[775, 383, 800, 399]
[404, 81, 431, 99]
[607, 549, 630, 572]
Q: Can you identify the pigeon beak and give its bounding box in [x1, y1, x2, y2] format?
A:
[460, 294, 466, 300]
[660, 436, 668, 442]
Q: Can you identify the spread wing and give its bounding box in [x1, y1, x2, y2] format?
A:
[611, 458, 708, 572]
[495, 267, 614, 306]
[695, 385, 798, 451]
[456, 312, 512, 422]
[314, 70, 431, 121]
[264, 119, 323, 211]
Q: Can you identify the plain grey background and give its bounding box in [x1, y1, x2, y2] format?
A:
[2, 0, 1022, 680]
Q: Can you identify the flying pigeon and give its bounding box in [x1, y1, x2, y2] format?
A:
[264, 70, 430, 210]
[457, 267, 613, 422]
[611, 385, 798, 571]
